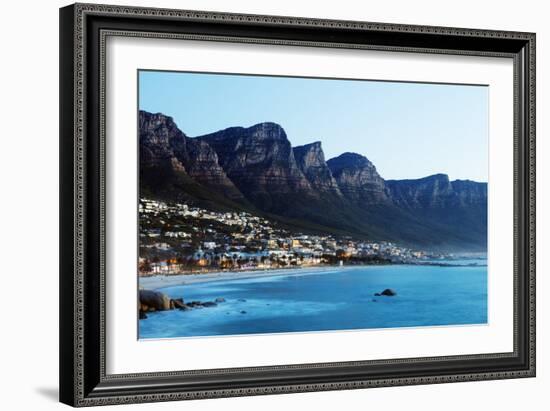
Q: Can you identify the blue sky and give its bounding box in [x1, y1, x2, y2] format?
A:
[139, 70, 488, 182]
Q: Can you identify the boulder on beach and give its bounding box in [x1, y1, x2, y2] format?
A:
[138, 294, 225, 315]
[139, 289, 172, 311]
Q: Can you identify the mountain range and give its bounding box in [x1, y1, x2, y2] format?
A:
[139, 110, 487, 251]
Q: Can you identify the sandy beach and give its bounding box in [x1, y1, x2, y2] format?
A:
[139, 265, 352, 290]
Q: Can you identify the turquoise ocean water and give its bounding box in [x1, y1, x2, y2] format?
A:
[139, 262, 487, 339]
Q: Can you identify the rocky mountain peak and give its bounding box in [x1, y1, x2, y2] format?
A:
[293, 142, 342, 196]
[139, 110, 187, 152]
[420, 173, 451, 184]
[246, 122, 288, 141]
[140, 111, 488, 250]
[293, 141, 324, 166]
[326, 152, 375, 172]
[195, 121, 313, 211]
[385, 173, 475, 209]
[139, 110, 243, 200]
[327, 152, 388, 204]
[197, 122, 289, 145]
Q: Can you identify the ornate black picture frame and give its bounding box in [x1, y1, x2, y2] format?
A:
[59, 3, 535, 407]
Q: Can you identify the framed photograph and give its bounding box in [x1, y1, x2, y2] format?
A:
[59, 3, 536, 407]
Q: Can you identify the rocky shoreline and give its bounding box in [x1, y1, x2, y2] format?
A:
[139, 287, 397, 320]
[139, 289, 227, 319]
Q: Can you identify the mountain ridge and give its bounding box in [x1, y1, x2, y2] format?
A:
[139, 111, 487, 251]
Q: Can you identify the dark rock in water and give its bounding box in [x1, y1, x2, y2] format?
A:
[202, 301, 218, 307]
[371, 299, 377, 302]
[171, 298, 186, 309]
[139, 289, 171, 311]
[139, 311, 148, 319]
[240, 310, 247, 314]
[238, 299, 247, 302]
[189, 301, 202, 307]
[215, 297, 226, 303]
[380, 288, 397, 296]
[374, 293, 381, 297]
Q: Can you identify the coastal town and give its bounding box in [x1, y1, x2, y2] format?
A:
[139, 198, 450, 276]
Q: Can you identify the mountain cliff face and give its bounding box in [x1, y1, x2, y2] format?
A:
[386, 174, 487, 209]
[385, 174, 487, 249]
[448, 179, 488, 207]
[293, 142, 342, 196]
[327, 153, 390, 204]
[139, 111, 188, 169]
[386, 174, 455, 209]
[139, 111, 243, 200]
[139, 110, 487, 250]
[196, 123, 316, 211]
